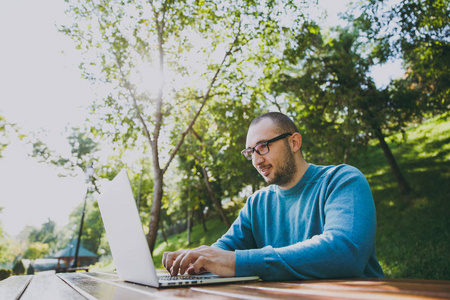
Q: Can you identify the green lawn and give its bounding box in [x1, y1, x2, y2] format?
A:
[152, 114, 450, 279]
[350, 114, 450, 279]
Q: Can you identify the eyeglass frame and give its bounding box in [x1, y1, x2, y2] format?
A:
[241, 132, 293, 160]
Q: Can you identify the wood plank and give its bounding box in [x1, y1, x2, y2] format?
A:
[77, 273, 450, 300]
[0, 275, 32, 300]
[85, 272, 241, 300]
[15, 272, 448, 300]
[191, 279, 450, 300]
[276, 279, 450, 299]
[20, 272, 85, 300]
[59, 272, 184, 299]
[60, 272, 248, 299]
[79, 271, 121, 282]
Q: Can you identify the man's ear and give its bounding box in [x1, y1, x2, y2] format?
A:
[291, 132, 302, 153]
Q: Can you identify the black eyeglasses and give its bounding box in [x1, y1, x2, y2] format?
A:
[241, 133, 292, 160]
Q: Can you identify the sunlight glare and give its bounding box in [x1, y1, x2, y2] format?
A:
[132, 60, 164, 97]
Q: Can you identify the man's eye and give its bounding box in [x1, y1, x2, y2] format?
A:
[255, 144, 267, 152]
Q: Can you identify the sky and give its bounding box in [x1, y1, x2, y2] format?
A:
[0, 0, 404, 237]
[0, 0, 94, 236]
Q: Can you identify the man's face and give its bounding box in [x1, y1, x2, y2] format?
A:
[246, 119, 297, 188]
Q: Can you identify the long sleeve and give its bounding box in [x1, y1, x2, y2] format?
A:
[212, 164, 384, 280]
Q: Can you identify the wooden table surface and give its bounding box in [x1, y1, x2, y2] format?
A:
[1, 271, 450, 300]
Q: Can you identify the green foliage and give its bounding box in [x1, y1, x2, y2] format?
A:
[0, 269, 12, 281]
[67, 200, 104, 255]
[358, 0, 449, 113]
[0, 208, 16, 267]
[26, 219, 59, 254]
[12, 260, 25, 275]
[27, 264, 35, 275]
[281, 19, 431, 158]
[23, 242, 50, 261]
[31, 127, 99, 180]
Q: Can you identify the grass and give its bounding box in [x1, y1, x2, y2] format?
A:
[349, 113, 450, 279]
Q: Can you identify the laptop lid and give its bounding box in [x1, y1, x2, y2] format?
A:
[97, 169, 159, 287]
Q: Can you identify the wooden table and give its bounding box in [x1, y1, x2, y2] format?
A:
[1, 271, 450, 299]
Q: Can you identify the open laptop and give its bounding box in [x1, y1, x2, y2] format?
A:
[97, 169, 259, 288]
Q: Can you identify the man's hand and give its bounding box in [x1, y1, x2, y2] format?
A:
[162, 245, 235, 277]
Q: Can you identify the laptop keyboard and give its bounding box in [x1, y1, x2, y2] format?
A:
[158, 275, 212, 281]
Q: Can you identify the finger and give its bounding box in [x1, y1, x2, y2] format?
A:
[179, 252, 198, 275]
[162, 252, 167, 269]
[163, 252, 175, 271]
[187, 265, 207, 275]
[170, 250, 188, 276]
[191, 256, 208, 275]
[164, 250, 182, 273]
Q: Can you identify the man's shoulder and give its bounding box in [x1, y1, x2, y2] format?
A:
[313, 164, 363, 179]
[304, 164, 366, 188]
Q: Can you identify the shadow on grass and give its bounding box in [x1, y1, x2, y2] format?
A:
[350, 121, 450, 280]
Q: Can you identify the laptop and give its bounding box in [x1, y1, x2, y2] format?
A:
[97, 169, 259, 288]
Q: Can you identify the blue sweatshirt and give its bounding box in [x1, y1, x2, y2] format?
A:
[212, 164, 384, 280]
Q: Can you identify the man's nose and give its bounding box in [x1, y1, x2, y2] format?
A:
[252, 151, 264, 166]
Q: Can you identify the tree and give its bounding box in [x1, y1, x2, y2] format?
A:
[31, 127, 99, 182]
[23, 242, 49, 263]
[26, 219, 59, 254]
[271, 22, 420, 195]
[358, 0, 449, 113]
[12, 260, 25, 275]
[61, 0, 309, 253]
[66, 200, 104, 254]
[0, 208, 11, 267]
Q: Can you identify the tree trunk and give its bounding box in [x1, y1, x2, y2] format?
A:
[374, 128, 412, 195]
[136, 169, 144, 209]
[146, 168, 163, 254]
[159, 219, 168, 245]
[187, 208, 192, 245]
[201, 166, 231, 228]
[197, 208, 208, 232]
[343, 148, 349, 164]
[141, 25, 241, 254]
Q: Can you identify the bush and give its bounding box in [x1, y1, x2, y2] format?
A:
[0, 269, 12, 281]
[12, 260, 25, 275]
[27, 264, 35, 275]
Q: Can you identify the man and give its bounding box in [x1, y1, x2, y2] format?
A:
[163, 112, 384, 280]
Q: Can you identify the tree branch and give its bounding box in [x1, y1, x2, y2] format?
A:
[161, 22, 243, 175]
[112, 47, 155, 148]
[96, 15, 155, 148]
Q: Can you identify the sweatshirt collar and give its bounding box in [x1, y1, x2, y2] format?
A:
[274, 164, 315, 197]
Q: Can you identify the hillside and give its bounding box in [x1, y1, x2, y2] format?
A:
[350, 114, 450, 279]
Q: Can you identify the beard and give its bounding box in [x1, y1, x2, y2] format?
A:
[264, 145, 298, 187]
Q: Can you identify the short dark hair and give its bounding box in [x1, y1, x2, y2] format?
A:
[250, 112, 299, 134]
